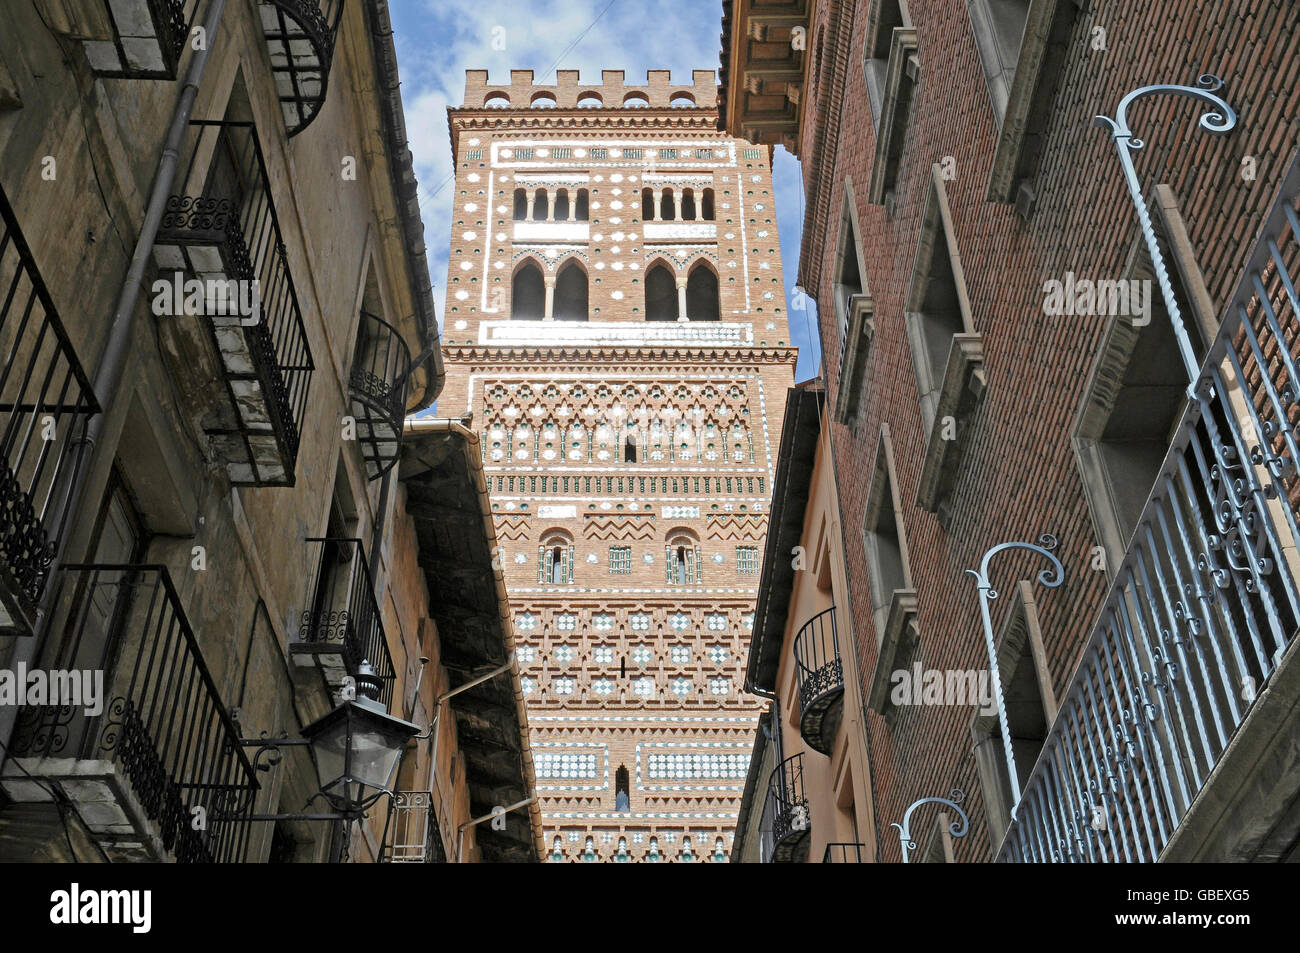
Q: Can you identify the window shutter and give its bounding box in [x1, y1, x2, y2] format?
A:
[665, 546, 673, 584]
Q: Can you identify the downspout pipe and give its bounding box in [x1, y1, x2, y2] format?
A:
[0, 0, 228, 772]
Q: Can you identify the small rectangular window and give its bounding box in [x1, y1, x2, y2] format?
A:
[464, 149, 483, 161]
[695, 148, 714, 159]
[552, 147, 572, 159]
[659, 148, 678, 159]
[590, 148, 608, 159]
[609, 546, 632, 574]
[743, 148, 761, 159]
[515, 147, 534, 159]
[736, 546, 760, 574]
[623, 148, 643, 159]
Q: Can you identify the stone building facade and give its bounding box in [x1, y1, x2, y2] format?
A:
[722, 0, 1300, 862]
[442, 69, 797, 861]
[0, 0, 538, 863]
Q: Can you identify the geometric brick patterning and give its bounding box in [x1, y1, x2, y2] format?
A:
[442, 67, 797, 861]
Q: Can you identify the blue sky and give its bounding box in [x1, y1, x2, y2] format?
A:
[387, 0, 821, 381]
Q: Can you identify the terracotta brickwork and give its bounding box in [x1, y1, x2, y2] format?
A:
[443, 70, 797, 861]
[791, 0, 1299, 861]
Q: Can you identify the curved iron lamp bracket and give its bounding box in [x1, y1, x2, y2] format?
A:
[964, 534, 1064, 814]
[1093, 75, 1237, 382]
[890, 789, 970, 863]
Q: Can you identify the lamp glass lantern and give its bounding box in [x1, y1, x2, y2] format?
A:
[301, 697, 420, 815]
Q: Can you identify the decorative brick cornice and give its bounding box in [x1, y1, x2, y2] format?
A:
[443, 344, 800, 366]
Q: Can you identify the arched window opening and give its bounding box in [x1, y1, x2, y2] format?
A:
[541, 532, 573, 584]
[531, 92, 557, 108]
[553, 261, 588, 321]
[484, 92, 510, 108]
[702, 188, 715, 220]
[511, 261, 545, 320]
[641, 187, 654, 220]
[554, 188, 570, 221]
[661, 187, 675, 221]
[575, 189, 589, 221]
[623, 92, 650, 108]
[686, 264, 719, 321]
[513, 188, 528, 221]
[577, 92, 603, 108]
[615, 765, 630, 811]
[624, 435, 637, 463]
[668, 532, 699, 585]
[669, 92, 696, 107]
[531, 187, 548, 221]
[645, 263, 677, 321]
[681, 188, 697, 220]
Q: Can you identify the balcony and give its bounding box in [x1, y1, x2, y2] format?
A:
[0, 186, 99, 636]
[823, 842, 865, 862]
[998, 156, 1300, 863]
[154, 120, 314, 487]
[759, 753, 809, 862]
[349, 311, 410, 480]
[57, 0, 196, 79]
[255, 0, 344, 136]
[380, 791, 443, 862]
[293, 537, 396, 710]
[794, 606, 845, 755]
[2, 566, 257, 862]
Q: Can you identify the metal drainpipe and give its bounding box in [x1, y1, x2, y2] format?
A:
[0, 0, 228, 773]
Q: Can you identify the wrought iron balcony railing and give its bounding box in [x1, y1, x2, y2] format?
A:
[999, 156, 1300, 862]
[7, 566, 258, 862]
[295, 537, 396, 710]
[823, 842, 865, 862]
[379, 791, 443, 862]
[794, 606, 845, 755]
[256, 0, 345, 136]
[349, 311, 410, 480]
[155, 120, 314, 486]
[759, 753, 810, 862]
[0, 187, 99, 636]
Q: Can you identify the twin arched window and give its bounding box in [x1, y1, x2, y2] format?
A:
[644, 261, 718, 322]
[511, 260, 588, 321]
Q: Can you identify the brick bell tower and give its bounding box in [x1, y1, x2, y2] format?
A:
[441, 69, 797, 862]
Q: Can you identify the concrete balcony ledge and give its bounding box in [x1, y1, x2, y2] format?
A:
[1, 758, 166, 862]
[1161, 634, 1300, 862]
